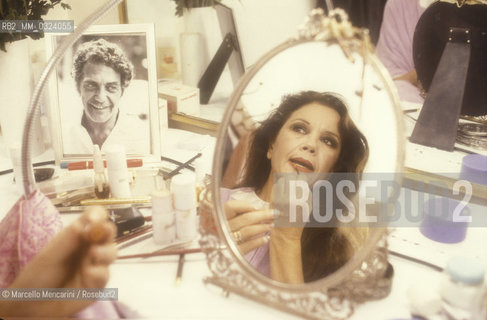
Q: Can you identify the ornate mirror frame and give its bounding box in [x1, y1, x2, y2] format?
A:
[199, 9, 405, 320]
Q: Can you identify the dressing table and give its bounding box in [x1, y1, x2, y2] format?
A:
[0, 135, 448, 320]
[1, 113, 487, 319]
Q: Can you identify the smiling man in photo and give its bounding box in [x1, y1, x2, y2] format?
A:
[71, 38, 134, 149]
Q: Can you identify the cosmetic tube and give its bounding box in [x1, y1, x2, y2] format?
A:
[171, 172, 196, 210]
[151, 189, 176, 245]
[105, 144, 131, 198]
[171, 172, 197, 241]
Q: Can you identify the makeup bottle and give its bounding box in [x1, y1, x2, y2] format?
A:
[171, 172, 197, 242]
[93, 144, 110, 199]
[439, 256, 486, 319]
[193, 158, 206, 202]
[105, 144, 131, 198]
[151, 189, 176, 245]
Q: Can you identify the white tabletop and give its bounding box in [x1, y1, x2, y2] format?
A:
[106, 238, 445, 320]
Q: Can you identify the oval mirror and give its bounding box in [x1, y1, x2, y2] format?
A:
[201, 9, 404, 319]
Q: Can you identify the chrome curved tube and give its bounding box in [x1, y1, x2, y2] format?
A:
[21, 0, 123, 197]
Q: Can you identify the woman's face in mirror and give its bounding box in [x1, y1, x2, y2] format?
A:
[243, 91, 369, 194]
[223, 91, 371, 284]
[267, 102, 342, 176]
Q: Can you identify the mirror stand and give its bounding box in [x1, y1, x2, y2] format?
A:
[200, 224, 392, 320]
[198, 8, 404, 319]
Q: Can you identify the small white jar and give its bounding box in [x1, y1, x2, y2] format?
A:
[175, 208, 197, 242]
[105, 144, 131, 198]
[171, 172, 197, 241]
[171, 172, 196, 211]
[439, 256, 486, 319]
[151, 189, 176, 245]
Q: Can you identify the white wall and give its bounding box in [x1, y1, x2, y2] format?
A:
[224, 0, 315, 68]
[63, 0, 121, 25]
[25, 0, 316, 90]
[125, 0, 316, 76]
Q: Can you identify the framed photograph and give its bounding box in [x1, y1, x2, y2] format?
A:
[45, 24, 161, 163]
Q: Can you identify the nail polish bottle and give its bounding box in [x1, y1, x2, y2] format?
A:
[93, 144, 109, 199]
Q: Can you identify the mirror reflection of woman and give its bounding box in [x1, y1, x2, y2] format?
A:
[222, 91, 369, 284]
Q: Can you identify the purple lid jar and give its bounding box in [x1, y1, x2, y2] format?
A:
[420, 197, 469, 243]
[460, 154, 487, 186]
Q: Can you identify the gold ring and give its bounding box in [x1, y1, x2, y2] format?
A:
[233, 230, 243, 244]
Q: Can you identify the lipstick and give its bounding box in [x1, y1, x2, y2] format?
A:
[60, 159, 143, 170]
